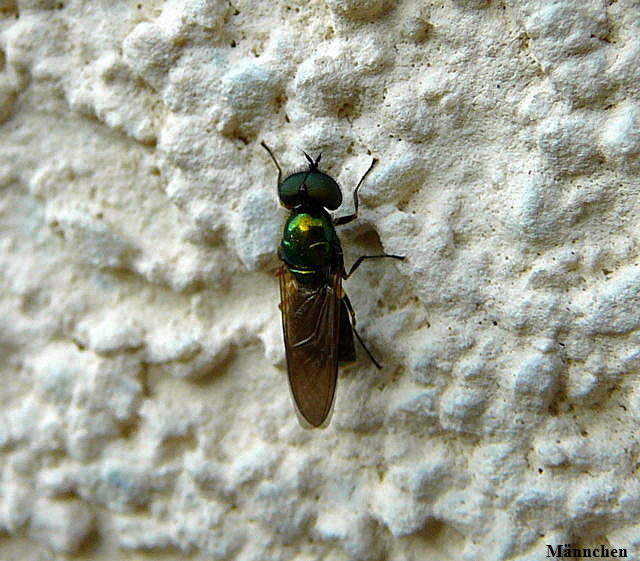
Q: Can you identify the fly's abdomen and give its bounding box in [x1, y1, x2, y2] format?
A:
[280, 211, 336, 280]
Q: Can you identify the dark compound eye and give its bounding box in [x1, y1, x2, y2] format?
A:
[278, 171, 342, 210]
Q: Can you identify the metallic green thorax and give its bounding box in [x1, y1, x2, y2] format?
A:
[280, 210, 336, 281]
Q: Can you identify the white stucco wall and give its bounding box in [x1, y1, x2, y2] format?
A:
[0, 0, 639, 559]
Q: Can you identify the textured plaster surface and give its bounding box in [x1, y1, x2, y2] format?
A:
[0, 0, 639, 560]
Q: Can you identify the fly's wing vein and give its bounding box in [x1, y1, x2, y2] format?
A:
[279, 265, 341, 427]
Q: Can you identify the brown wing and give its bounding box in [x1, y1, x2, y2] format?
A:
[279, 264, 341, 428]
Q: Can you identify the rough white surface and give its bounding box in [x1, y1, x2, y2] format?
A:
[0, 0, 639, 559]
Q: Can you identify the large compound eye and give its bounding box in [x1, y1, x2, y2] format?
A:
[278, 171, 342, 210]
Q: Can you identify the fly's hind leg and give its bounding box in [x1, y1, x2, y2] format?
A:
[342, 292, 382, 370]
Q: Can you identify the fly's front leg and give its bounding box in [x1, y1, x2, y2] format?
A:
[333, 157, 378, 226]
[261, 141, 283, 186]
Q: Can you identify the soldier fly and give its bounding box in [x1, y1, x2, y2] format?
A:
[261, 142, 404, 428]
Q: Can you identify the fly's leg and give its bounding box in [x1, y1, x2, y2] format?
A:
[344, 254, 405, 279]
[331, 155, 405, 275]
[342, 292, 382, 369]
[333, 157, 378, 226]
[261, 141, 283, 186]
[340, 253, 405, 367]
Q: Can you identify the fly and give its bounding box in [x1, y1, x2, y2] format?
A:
[261, 141, 404, 428]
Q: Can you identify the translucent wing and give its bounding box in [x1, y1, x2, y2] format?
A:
[279, 264, 341, 428]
